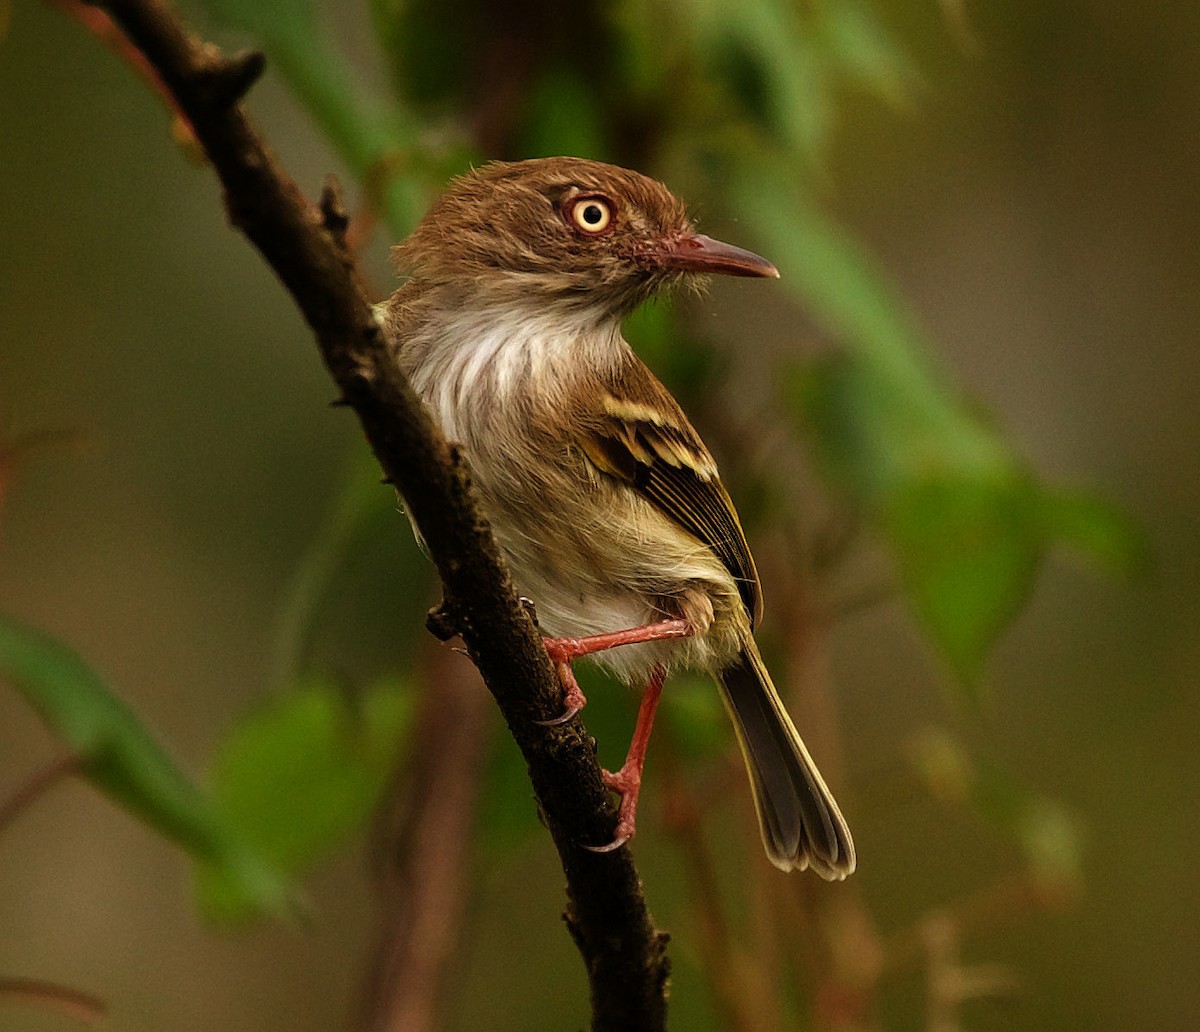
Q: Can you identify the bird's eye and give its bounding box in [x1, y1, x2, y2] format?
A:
[567, 195, 614, 234]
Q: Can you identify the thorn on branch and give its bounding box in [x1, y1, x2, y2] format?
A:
[196, 47, 265, 110]
[319, 175, 351, 249]
[518, 595, 541, 628]
[426, 599, 464, 642]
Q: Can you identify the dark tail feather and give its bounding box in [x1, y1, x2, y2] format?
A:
[717, 640, 855, 879]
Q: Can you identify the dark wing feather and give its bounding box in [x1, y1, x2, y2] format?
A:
[577, 357, 764, 627]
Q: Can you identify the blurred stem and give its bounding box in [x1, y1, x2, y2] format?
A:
[881, 871, 1072, 979]
[357, 644, 491, 1032]
[773, 553, 885, 1031]
[0, 753, 79, 837]
[661, 756, 777, 1032]
[0, 426, 86, 543]
[679, 306, 887, 1028]
[918, 913, 1017, 1032]
[46, 0, 200, 154]
[0, 977, 106, 1025]
[938, 0, 981, 54]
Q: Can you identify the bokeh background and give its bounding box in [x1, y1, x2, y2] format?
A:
[2, 0, 1197, 1029]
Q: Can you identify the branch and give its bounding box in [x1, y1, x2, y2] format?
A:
[84, 1, 669, 1027]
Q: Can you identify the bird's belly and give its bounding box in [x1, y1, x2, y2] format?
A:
[403, 346, 747, 681]
[479, 469, 747, 684]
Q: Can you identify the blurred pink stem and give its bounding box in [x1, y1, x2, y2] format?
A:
[0, 977, 106, 1025]
[0, 753, 80, 838]
[357, 648, 491, 1032]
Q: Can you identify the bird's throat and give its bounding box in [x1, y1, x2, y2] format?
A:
[389, 293, 627, 442]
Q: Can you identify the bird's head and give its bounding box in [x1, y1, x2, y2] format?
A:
[393, 157, 778, 318]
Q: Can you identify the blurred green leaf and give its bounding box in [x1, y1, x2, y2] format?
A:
[883, 470, 1043, 685]
[516, 65, 610, 161]
[198, 675, 413, 919]
[776, 287, 1032, 683]
[971, 760, 1084, 894]
[195, 0, 428, 234]
[689, 0, 914, 168]
[369, 0, 474, 109]
[269, 447, 395, 691]
[789, 354, 1140, 687]
[817, 0, 920, 109]
[608, 0, 687, 103]
[0, 612, 287, 914]
[732, 163, 996, 457]
[694, 0, 830, 167]
[732, 157, 1140, 685]
[911, 727, 1083, 892]
[1037, 487, 1149, 577]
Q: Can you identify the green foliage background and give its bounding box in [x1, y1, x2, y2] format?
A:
[0, 0, 1196, 1029]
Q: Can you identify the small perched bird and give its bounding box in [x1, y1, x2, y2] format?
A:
[381, 157, 854, 879]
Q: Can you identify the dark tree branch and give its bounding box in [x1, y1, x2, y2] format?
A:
[84, 1, 669, 1027]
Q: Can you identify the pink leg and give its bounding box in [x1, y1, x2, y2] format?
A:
[537, 618, 691, 726]
[586, 666, 668, 853]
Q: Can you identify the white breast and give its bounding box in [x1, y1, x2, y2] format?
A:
[397, 302, 622, 442]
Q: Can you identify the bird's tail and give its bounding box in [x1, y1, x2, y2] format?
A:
[717, 639, 855, 879]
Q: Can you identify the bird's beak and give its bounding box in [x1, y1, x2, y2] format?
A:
[655, 233, 780, 278]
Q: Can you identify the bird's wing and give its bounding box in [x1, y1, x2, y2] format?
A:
[576, 356, 764, 627]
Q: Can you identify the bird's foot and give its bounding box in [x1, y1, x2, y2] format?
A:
[585, 762, 642, 853]
[582, 666, 666, 853]
[535, 656, 588, 726]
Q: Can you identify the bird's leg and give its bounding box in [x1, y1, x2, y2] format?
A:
[537, 618, 691, 725]
[587, 665, 668, 853]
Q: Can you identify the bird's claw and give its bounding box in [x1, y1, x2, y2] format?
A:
[582, 765, 639, 852]
[535, 660, 587, 726]
[535, 702, 583, 727]
[584, 827, 631, 854]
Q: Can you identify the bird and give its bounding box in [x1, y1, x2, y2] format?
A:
[380, 156, 854, 879]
